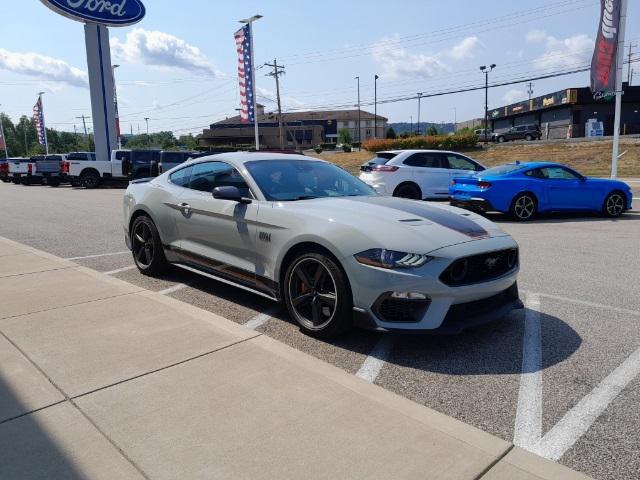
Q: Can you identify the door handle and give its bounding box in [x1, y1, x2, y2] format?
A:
[178, 202, 191, 215]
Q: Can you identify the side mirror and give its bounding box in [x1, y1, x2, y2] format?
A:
[212, 186, 252, 204]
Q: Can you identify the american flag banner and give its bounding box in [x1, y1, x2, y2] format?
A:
[0, 121, 6, 151]
[33, 96, 47, 147]
[234, 24, 255, 123]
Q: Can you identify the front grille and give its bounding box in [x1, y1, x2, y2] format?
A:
[374, 296, 431, 323]
[439, 248, 518, 286]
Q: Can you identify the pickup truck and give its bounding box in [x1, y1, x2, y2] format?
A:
[68, 149, 160, 189]
[36, 154, 68, 187]
[9, 157, 43, 185]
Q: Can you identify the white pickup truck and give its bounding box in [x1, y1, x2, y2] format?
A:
[67, 149, 160, 188]
[8, 157, 42, 185]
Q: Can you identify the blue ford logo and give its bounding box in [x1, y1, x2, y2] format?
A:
[40, 0, 146, 27]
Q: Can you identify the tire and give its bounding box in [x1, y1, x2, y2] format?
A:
[12, 178, 20, 185]
[130, 215, 168, 276]
[70, 178, 82, 188]
[602, 191, 625, 218]
[81, 170, 101, 189]
[510, 193, 537, 221]
[21, 177, 31, 186]
[48, 178, 60, 187]
[525, 134, 533, 141]
[393, 183, 422, 200]
[283, 250, 353, 338]
[497, 136, 505, 143]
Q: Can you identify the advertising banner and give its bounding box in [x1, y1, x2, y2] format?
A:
[591, 0, 621, 96]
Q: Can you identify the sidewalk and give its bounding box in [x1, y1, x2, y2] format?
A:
[0, 236, 591, 480]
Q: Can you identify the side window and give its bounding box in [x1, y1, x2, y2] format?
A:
[403, 154, 425, 167]
[169, 166, 192, 187]
[404, 153, 441, 168]
[525, 169, 545, 179]
[446, 154, 478, 171]
[189, 162, 250, 196]
[539, 167, 580, 180]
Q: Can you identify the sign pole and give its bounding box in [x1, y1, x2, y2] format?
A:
[611, 0, 628, 178]
[248, 20, 259, 151]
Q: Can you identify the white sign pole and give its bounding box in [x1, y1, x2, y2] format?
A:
[611, 0, 628, 178]
[84, 23, 117, 162]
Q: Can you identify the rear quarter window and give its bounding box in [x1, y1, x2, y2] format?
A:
[169, 166, 192, 187]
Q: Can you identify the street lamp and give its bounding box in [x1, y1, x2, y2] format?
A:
[374, 74, 379, 138]
[480, 64, 496, 143]
[112, 64, 121, 149]
[410, 115, 413, 137]
[239, 14, 263, 150]
[355, 76, 361, 150]
[144, 117, 150, 147]
[417, 92, 423, 135]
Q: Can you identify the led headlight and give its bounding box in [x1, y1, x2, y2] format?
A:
[355, 249, 433, 269]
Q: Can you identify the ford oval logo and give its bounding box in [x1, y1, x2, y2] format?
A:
[40, 0, 146, 27]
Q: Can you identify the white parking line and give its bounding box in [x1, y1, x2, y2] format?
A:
[356, 336, 395, 383]
[244, 307, 279, 330]
[158, 283, 189, 295]
[65, 251, 130, 261]
[531, 291, 640, 317]
[104, 265, 137, 275]
[532, 346, 640, 460]
[514, 294, 543, 450]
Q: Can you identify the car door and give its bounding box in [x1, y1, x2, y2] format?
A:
[405, 152, 450, 198]
[443, 153, 483, 183]
[539, 166, 590, 209]
[175, 161, 259, 279]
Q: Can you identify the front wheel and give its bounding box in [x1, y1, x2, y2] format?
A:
[602, 191, 625, 218]
[497, 136, 505, 143]
[283, 251, 353, 338]
[525, 134, 533, 141]
[130, 216, 168, 276]
[510, 193, 537, 221]
[394, 183, 422, 200]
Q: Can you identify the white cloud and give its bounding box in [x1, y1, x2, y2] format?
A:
[0, 48, 87, 88]
[503, 89, 527, 104]
[257, 87, 306, 110]
[532, 33, 594, 70]
[526, 29, 547, 43]
[111, 28, 220, 76]
[450, 36, 482, 60]
[371, 35, 448, 79]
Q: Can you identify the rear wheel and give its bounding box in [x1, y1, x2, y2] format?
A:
[21, 177, 31, 186]
[602, 191, 625, 217]
[284, 251, 352, 338]
[131, 215, 168, 276]
[525, 134, 533, 141]
[394, 183, 421, 200]
[510, 193, 537, 221]
[497, 136, 506, 143]
[81, 170, 101, 189]
[48, 178, 60, 187]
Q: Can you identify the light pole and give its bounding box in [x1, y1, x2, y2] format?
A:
[410, 115, 413, 136]
[239, 14, 263, 150]
[453, 107, 457, 133]
[480, 64, 496, 143]
[355, 76, 361, 149]
[144, 117, 150, 147]
[112, 64, 121, 149]
[417, 92, 423, 135]
[374, 74, 379, 138]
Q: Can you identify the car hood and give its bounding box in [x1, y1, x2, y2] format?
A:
[277, 195, 510, 254]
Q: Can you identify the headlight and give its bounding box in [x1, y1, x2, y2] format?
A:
[355, 249, 433, 269]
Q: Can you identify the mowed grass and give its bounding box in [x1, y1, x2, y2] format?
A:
[310, 138, 640, 177]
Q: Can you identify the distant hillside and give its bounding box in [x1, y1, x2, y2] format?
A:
[388, 122, 455, 135]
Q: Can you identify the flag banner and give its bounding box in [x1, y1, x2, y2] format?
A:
[0, 123, 6, 151]
[591, 0, 621, 97]
[33, 96, 47, 146]
[234, 24, 255, 123]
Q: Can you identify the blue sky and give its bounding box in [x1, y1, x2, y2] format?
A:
[1, 0, 639, 134]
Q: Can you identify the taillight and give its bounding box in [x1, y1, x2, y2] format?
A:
[372, 165, 399, 172]
[159, 164, 163, 174]
[28, 163, 32, 174]
[62, 161, 70, 173]
[478, 181, 492, 189]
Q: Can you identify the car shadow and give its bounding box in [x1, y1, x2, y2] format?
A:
[486, 211, 640, 224]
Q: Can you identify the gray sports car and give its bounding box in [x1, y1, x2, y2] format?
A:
[123, 153, 523, 337]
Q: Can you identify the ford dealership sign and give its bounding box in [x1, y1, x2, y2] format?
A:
[40, 0, 145, 27]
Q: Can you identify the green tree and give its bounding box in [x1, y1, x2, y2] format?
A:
[426, 125, 439, 136]
[338, 128, 352, 145]
[385, 127, 397, 139]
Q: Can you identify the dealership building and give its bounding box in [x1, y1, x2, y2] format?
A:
[488, 84, 640, 139]
[199, 105, 388, 149]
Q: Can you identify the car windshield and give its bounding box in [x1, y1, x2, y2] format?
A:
[482, 164, 527, 176]
[245, 159, 376, 201]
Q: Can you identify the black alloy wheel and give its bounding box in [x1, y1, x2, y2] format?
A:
[394, 183, 421, 200]
[510, 193, 537, 221]
[284, 252, 352, 337]
[131, 216, 168, 275]
[81, 170, 100, 189]
[603, 191, 625, 218]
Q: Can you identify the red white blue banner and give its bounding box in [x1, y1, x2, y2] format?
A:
[33, 96, 47, 146]
[591, 0, 621, 96]
[234, 25, 255, 123]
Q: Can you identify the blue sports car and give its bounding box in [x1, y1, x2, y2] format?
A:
[449, 162, 633, 221]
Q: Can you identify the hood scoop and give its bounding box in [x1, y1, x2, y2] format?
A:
[398, 218, 433, 226]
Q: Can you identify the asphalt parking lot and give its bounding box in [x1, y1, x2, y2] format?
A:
[1, 181, 639, 480]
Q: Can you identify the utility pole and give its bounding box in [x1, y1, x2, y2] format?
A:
[76, 115, 90, 149]
[527, 82, 534, 100]
[480, 64, 496, 144]
[627, 43, 637, 84]
[265, 59, 285, 149]
[417, 92, 423, 135]
[355, 76, 361, 150]
[410, 115, 413, 136]
[453, 108, 457, 133]
[374, 74, 379, 139]
[144, 117, 150, 147]
[112, 64, 122, 149]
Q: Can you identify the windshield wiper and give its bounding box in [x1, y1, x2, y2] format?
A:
[281, 195, 319, 201]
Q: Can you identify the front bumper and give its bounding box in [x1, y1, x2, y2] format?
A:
[345, 235, 522, 331]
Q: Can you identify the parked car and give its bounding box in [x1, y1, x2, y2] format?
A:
[7, 158, 32, 184]
[359, 150, 485, 200]
[474, 128, 495, 141]
[0, 158, 9, 183]
[68, 149, 160, 188]
[494, 125, 541, 143]
[10, 157, 44, 185]
[449, 162, 633, 220]
[61, 152, 96, 186]
[124, 153, 522, 337]
[36, 154, 68, 187]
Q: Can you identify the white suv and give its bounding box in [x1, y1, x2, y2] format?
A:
[359, 150, 485, 200]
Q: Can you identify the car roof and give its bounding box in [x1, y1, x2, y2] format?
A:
[379, 149, 468, 155]
[501, 161, 562, 169]
[183, 152, 325, 169]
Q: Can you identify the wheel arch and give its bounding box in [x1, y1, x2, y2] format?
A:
[80, 166, 101, 178]
[393, 181, 422, 199]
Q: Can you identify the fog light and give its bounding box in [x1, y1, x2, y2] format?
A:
[390, 292, 427, 300]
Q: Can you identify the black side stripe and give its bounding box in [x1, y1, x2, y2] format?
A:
[394, 202, 488, 238]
